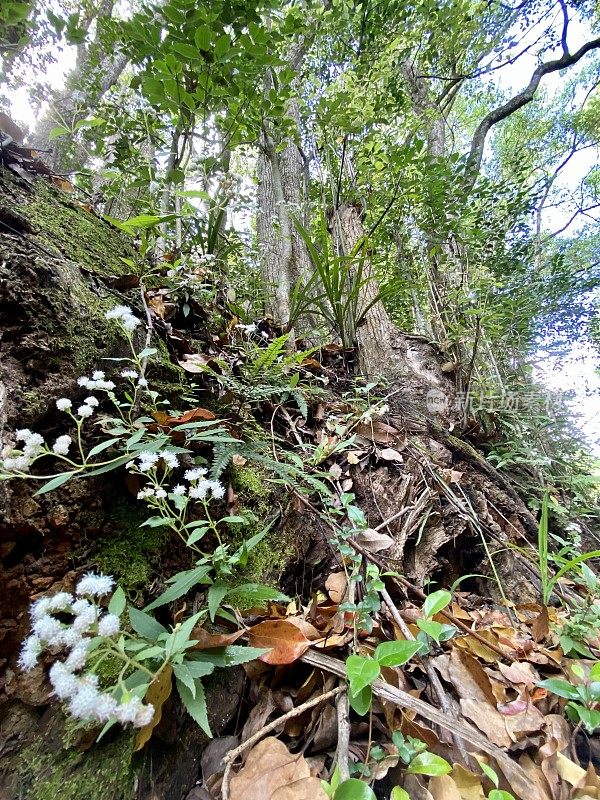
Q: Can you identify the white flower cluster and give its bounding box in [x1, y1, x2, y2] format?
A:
[236, 323, 257, 335]
[56, 394, 100, 418]
[105, 305, 141, 333]
[2, 429, 45, 472]
[18, 574, 154, 729]
[77, 370, 116, 392]
[184, 468, 225, 500]
[127, 450, 180, 474]
[360, 403, 389, 424]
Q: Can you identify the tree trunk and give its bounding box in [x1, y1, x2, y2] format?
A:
[29, 1, 128, 173]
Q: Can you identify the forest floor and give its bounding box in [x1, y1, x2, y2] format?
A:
[1, 165, 600, 800]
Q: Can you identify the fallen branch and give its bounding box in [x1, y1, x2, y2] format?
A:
[300, 650, 542, 800]
[221, 685, 344, 800]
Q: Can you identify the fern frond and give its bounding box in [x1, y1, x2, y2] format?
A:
[247, 334, 290, 379]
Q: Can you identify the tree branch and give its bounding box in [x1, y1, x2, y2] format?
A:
[466, 36, 600, 181]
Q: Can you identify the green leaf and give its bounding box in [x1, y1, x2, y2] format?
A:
[172, 42, 198, 60]
[87, 438, 120, 458]
[374, 640, 424, 667]
[108, 586, 126, 617]
[145, 564, 212, 611]
[34, 471, 75, 495]
[348, 685, 372, 716]
[346, 655, 380, 696]
[423, 590, 452, 619]
[214, 34, 230, 58]
[476, 759, 499, 787]
[537, 679, 579, 700]
[406, 752, 452, 776]
[177, 677, 211, 736]
[141, 516, 173, 529]
[208, 582, 228, 622]
[488, 792, 517, 800]
[390, 789, 410, 800]
[129, 607, 168, 641]
[194, 24, 211, 50]
[416, 618, 451, 643]
[182, 659, 215, 679]
[49, 126, 69, 140]
[228, 583, 290, 607]
[333, 779, 377, 800]
[189, 645, 268, 668]
[173, 663, 197, 697]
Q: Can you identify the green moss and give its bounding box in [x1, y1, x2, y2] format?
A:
[15, 731, 136, 800]
[95, 500, 169, 599]
[23, 179, 136, 276]
[227, 465, 294, 592]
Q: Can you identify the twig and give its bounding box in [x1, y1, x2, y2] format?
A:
[334, 689, 351, 782]
[221, 685, 344, 800]
[381, 586, 471, 767]
[131, 282, 154, 418]
[300, 650, 537, 793]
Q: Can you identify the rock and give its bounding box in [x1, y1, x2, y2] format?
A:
[201, 735, 238, 780]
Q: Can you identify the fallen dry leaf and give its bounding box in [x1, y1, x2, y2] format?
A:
[247, 620, 311, 665]
[354, 527, 394, 552]
[448, 648, 497, 706]
[133, 664, 173, 751]
[325, 572, 348, 604]
[429, 774, 463, 800]
[459, 698, 511, 748]
[229, 737, 328, 800]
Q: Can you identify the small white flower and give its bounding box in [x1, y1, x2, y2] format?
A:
[137, 378, 148, 388]
[154, 488, 167, 499]
[18, 635, 42, 671]
[12, 456, 32, 472]
[105, 305, 132, 320]
[76, 572, 114, 597]
[2, 457, 15, 470]
[52, 435, 72, 455]
[77, 376, 91, 387]
[49, 662, 79, 699]
[32, 615, 63, 643]
[68, 681, 101, 718]
[58, 628, 82, 649]
[184, 468, 207, 481]
[84, 396, 99, 407]
[138, 451, 159, 466]
[56, 398, 72, 411]
[15, 428, 33, 441]
[47, 592, 73, 612]
[161, 452, 179, 469]
[65, 641, 90, 671]
[122, 315, 140, 332]
[189, 480, 210, 500]
[94, 693, 119, 721]
[92, 371, 105, 381]
[73, 604, 96, 633]
[133, 703, 155, 728]
[99, 380, 116, 391]
[26, 433, 44, 447]
[71, 598, 93, 615]
[210, 481, 225, 499]
[172, 485, 186, 496]
[116, 695, 143, 724]
[121, 370, 138, 379]
[30, 596, 52, 621]
[77, 405, 94, 418]
[98, 613, 121, 637]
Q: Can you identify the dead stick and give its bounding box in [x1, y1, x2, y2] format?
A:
[381, 586, 471, 767]
[221, 685, 344, 800]
[334, 689, 351, 782]
[300, 650, 537, 793]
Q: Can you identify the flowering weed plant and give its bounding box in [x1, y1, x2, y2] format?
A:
[19, 573, 267, 738]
